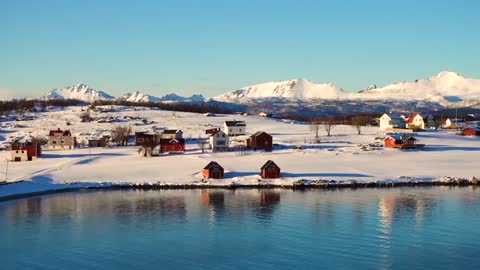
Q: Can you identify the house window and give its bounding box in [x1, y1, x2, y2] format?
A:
[163, 146, 167, 150]
[229, 129, 232, 132]
[239, 129, 242, 132]
[217, 141, 225, 145]
[16, 151, 19, 154]
[52, 141, 57, 144]
[61, 141, 65, 144]
[21, 151, 24, 154]
[171, 145, 175, 150]
[213, 165, 218, 170]
[178, 146, 182, 150]
[222, 134, 225, 138]
[268, 165, 276, 171]
[138, 138, 144, 143]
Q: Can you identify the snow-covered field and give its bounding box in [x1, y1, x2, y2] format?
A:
[1, 106, 479, 199]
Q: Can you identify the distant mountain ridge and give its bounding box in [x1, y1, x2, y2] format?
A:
[214, 71, 480, 105]
[43, 85, 205, 103]
[43, 84, 115, 103]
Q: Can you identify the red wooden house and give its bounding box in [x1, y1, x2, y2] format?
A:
[384, 135, 424, 149]
[160, 138, 186, 153]
[11, 141, 42, 161]
[247, 131, 272, 151]
[260, 160, 281, 179]
[202, 161, 224, 179]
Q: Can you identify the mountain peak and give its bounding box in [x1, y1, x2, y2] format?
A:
[43, 84, 115, 102]
[214, 78, 345, 101]
[435, 71, 462, 79]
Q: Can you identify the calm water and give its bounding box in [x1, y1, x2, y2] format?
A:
[1, 187, 480, 270]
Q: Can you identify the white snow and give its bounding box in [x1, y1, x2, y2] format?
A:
[0, 106, 479, 199]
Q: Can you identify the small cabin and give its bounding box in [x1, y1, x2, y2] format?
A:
[202, 161, 224, 179]
[247, 131, 272, 151]
[260, 160, 281, 179]
[383, 135, 403, 148]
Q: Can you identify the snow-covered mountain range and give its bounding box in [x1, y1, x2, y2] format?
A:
[43, 85, 205, 103]
[40, 71, 480, 114]
[214, 71, 480, 105]
[43, 84, 115, 103]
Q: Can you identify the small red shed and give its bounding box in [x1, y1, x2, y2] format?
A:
[383, 135, 403, 148]
[202, 161, 224, 179]
[260, 160, 281, 179]
[461, 128, 478, 136]
[247, 131, 273, 151]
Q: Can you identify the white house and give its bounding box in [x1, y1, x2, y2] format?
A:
[406, 113, 425, 130]
[442, 118, 452, 128]
[223, 120, 246, 136]
[209, 130, 229, 152]
[379, 113, 405, 130]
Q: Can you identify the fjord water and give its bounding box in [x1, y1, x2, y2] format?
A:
[1, 187, 480, 270]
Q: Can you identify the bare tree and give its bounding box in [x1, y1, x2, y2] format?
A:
[138, 140, 158, 157]
[111, 125, 132, 146]
[80, 110, 92, 122]
[309, 118, 321, 140]
[351, 115, 369, 135]
[31, 136, 49, 146]
[197, 140, 208, 153]
[322, 117, 337, 137]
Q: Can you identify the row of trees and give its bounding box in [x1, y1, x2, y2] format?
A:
[308, 115, 370, 139]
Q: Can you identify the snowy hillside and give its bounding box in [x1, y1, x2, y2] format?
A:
[357, 71, 480, 104]
[120, 91, 161, 103]
[43, 84, 115, 102]
[214, 79, 347, 101]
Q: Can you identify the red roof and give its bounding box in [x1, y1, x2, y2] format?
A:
[49, 128, 71, 136]
[406, 113, 420, 124]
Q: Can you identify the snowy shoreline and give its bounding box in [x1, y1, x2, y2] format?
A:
[0, 176, 476, 202]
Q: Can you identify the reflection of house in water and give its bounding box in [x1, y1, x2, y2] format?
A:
[201, 191, 226, 222]
[378, 191, 437, 228]
[254, 191, 281, 219]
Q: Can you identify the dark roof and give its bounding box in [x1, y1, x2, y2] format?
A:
[49, 128, 71, 136]
[160, 138, 185, 144]
[203, 161, 223, 170]
[250, 131, 271, 138]
[163, 129, 182, 134]
[225, 121, 246, 127]
[261, 160, 279, 170]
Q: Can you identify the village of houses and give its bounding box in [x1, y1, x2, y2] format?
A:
[0, 105, 479, 197]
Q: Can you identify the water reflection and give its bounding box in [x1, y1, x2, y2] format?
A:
[1, 187, 480, 270]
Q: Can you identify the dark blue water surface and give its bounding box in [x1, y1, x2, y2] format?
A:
[1, 187, 480, 270]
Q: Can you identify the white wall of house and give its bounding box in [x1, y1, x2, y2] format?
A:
[11, 150, 28, 161]
[209, 131, 229, 152]
[223, 124, 246, 136]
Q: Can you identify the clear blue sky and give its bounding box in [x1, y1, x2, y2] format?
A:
[1, 0, 479, 98]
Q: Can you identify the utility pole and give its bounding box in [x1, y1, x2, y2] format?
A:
[4, 159, 10, 183]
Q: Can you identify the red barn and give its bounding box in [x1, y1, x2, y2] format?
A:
[383, 135, 403, 148]
[461, 128, 479, 136]
[202, 161, 224, 179]
[247, 131, 272, 151]
[160, 138, 186, 153]
[261, 160, 281, 179]
[11, 141, 42, 161]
